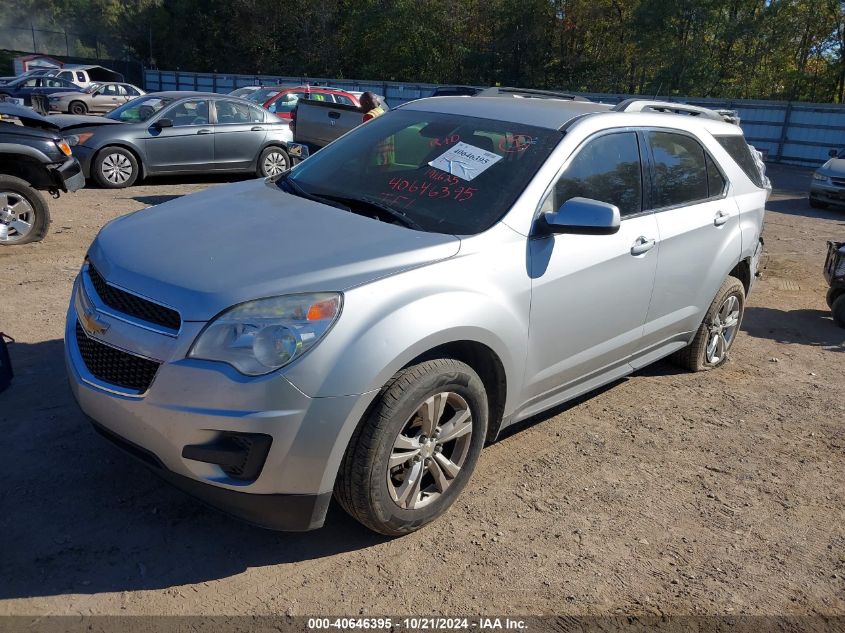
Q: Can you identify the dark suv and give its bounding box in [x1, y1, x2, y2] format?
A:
[0, 103, 84, 244]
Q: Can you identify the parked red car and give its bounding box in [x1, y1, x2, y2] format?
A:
[262, 87, 360, 120]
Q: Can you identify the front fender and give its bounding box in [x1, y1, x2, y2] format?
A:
[283, 283, 528, 409]
[282, 284, 529, 496]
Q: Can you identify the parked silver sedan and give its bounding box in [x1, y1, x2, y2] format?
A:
[66, 95, 768, 535]
[810, 148, 845, 209]
[48, 82, 146, 115]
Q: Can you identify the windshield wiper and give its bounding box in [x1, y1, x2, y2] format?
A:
[319, 194, 424, 230]
[278, 174, 351, 212]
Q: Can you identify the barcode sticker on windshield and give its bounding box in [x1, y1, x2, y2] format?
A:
[428, 142, 502, 181]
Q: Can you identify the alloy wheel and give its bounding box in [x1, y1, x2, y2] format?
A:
[0, 190, 35, 243]
[101, 152, 133, 185]
[706, 294, 741, 364]
[262, 150, 288, 176]
[387, 392, 473, 510]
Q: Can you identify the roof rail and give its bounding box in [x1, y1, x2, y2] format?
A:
[476, 87, 592, 102]
[614, 99, 738, 123]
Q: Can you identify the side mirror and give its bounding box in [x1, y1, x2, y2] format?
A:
[154, 118, 173, 129]
[829, 149, 839, 158]
[540, 197, 621, 235]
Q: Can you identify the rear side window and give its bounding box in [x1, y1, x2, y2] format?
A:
[647, 131, 708, 207]
[544, 132, 642, 217]
[705, 154, 727, 197]
[715, 135, 764, 188]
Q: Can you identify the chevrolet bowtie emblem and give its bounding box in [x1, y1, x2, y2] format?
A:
[80, 303, 110, 335]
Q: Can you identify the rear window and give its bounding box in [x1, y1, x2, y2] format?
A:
[715, 135, 764, 188]
[647, 131, 709, 208]
[285, 109, 561, 235]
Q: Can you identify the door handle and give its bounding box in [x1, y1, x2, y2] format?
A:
[714, 210, 730, 226]
[197, 128, 212, 135]
[328, 111, 340, 119]
[251, 126, 264, 131]
[631, 236, 656, 256]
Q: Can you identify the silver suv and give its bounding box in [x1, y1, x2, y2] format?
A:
[65, 95, 768, 535]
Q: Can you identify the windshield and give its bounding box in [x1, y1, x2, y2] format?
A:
[284, 110, 561, 234]
[229, 87, 255, 98]
[85, 83, 103, 94]
[245, 87, 282, 104]
[106, 96, 174, 122]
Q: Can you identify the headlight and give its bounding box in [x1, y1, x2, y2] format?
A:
[813, 172, 830, 182]
[188, 293, 342, 375]
[65, 132, 94, 147]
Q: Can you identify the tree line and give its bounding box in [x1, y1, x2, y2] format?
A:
[3, 0, 845, 102]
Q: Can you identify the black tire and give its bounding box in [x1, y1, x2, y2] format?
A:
[809, 197, 827, 209]
[256, 146, 289, 178]
[832, 295, 845, 328]
[0, 174, 50, 245]
[335, 358, 488, 536]
[69, 100, 88, 115]
[826, 288, 842, 310]
[671, 276, 746, 372]
[93, 147, 139, 188]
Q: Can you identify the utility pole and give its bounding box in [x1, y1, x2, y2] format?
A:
[30, 23, 36, 52]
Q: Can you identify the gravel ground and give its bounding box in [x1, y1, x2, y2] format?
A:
[0, 165, 842, 618]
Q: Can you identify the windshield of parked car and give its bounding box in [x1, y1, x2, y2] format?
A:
[283, 109, 561, 234]
[106, 96, 174, 122]
[245, 87, 282, 104]
[84, 83, 103, 94]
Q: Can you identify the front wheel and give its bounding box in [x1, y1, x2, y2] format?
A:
[257, 146, 289, 178]
[832, 295, 845, 328]
[94, 147, 139, 188]
[671, 276, 746, 371]
[0, 175, 50, 245]
[335, 359, 488, 535]
[809, 197, 827, 209]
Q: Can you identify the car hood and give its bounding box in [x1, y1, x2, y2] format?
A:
[87, 179, 461, 321]
[818, 158, 845, 177]
[51, 114, 124, 131]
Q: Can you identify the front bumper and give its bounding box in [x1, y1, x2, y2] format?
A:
[64, 272, 372, 530]
[49, 156, 84, 193]
[89, 419, 331, 530]
[810, 182, 845, 206]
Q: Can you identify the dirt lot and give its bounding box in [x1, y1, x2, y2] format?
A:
[0, 166, 842, 618]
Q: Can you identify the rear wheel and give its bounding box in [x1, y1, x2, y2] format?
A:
[69, 100, 88, 115]
[257, 146, 289, 178]
[94, 147, 139, 188]
[671, 276, 746, 371]
[826, 288, 842, 310]
[335, 359, 488, 535]
[809, 197, 827, 209]
[0, 175, 50, 245]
